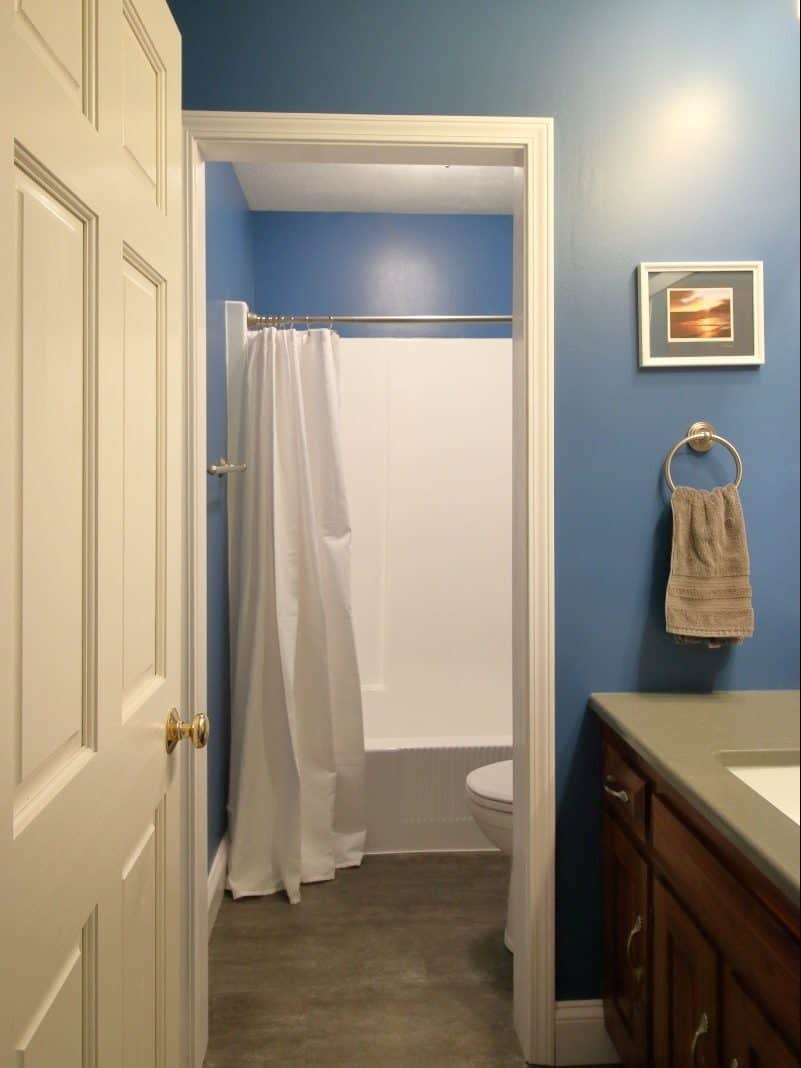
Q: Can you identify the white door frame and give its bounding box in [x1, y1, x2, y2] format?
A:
[182, 111, 556, 1067]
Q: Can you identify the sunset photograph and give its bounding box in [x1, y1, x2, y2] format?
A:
[668, 286, 734, 341]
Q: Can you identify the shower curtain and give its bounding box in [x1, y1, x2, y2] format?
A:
[226, 326, 366, 902]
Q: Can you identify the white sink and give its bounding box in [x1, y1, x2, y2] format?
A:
[718, 750, 800, 826]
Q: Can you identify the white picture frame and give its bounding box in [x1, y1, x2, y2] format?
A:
[638, 261, 764, 367]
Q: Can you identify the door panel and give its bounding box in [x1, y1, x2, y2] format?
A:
[122, 0, 166, 206]
[121, 248, 166, 711]
[653, 878, 719, 1068]
[14, 0, 95, 121]
[14, 157, 95, 823]
[603, 812, 649, 1066]
[16, 910, 96, 1068]
[16, 946, 84, 1068]
[0, 1, 186, 1066]
[722, 968, 798, 1068]
[121, 806, 165, 1068]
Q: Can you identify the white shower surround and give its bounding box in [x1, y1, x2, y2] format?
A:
[364, 739, 512, 853]
[338, 337, 513, 745]
[343, 337, 513, 854]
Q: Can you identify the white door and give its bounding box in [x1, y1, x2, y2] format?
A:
[0, 1, 192, 1065]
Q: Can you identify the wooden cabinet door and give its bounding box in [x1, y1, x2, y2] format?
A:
[603, 813, 649, 1066]
[653, 878, 719, 1068]
[722, 969, 799, 1067]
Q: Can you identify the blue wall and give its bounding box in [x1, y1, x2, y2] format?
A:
[252, 212, 512, 337]
[205, 162, 255, 867]
[172, 0, 801, 999]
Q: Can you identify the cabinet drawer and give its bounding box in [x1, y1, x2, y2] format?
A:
[603, 739, 648, 842]
[652, 795, 800, 1050]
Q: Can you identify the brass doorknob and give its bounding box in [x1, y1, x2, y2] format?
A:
[165, 708, 210, 754]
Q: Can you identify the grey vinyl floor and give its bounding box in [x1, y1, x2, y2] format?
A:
[206, 852, 530, 1067]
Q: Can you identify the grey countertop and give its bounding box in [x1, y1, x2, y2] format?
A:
[589, 691, 800, 907]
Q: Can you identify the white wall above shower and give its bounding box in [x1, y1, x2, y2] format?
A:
[339, 337, 513, 743]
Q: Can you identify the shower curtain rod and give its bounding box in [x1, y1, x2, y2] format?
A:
[247, 312, 512, 328]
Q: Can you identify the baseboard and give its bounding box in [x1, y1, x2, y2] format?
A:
[207, 834, 229, 937]
[554, 1000, 619, 1065]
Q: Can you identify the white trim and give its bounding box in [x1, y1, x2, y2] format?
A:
[638, 260, 765, 367]
[510, 116, 557, 1064]
[207, 835, 229, 936]
[184, 126, 209, 1068]
[183, 111, 556, 1066]
[554, 1001, 619, 1065]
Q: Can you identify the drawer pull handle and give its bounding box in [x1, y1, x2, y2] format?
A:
[604, 784, 630, 804]
[690, 1012, 709, 1062]
[625, 914, 644, 983]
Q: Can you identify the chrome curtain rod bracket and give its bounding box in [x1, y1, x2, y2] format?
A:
[207, 457, 247, 477]
[247, 312, 513, 328]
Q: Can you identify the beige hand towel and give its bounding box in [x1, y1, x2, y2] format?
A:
[665, 483, 754, 647]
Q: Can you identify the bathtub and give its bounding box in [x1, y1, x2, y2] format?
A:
[364, 736, 513, 854]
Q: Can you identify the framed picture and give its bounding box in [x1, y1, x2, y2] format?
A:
[638, 261, 764, 367]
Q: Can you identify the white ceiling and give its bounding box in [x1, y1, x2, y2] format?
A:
[233, 162, 516, 214]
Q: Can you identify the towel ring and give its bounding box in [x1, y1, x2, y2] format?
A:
[664, 421, 743, 493]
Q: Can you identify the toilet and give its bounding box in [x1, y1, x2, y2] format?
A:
[465, 760, 514, 951]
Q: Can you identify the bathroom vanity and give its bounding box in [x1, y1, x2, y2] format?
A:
[590, 691, 800, 1067]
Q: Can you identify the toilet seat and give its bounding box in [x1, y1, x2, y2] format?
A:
[465, 760, 513, 814]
